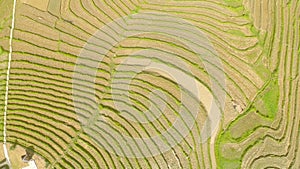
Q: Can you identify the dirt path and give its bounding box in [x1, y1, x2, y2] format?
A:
[3, 0, 17, 166]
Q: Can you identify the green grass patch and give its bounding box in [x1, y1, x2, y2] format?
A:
[218, 158, 241, 169]
[227, 6, 245, 14]
[215, 106, 266, 168]
[221, 107, 269, 142]
[261, 79, 279, 119]
[223, 0, 246, 15]
[226, 29, 245, 36]
[131, 6, 141, 14]
[224, 0, 242, 8]
[0, 118, 3, 142]
[216, 131, 242, 169]
[0, 46, 3, 55]
[0, 20, 4, 31]
[229, 110, 266, 139]
[250, 25, 259, 35]
[258, 31, 267, 47]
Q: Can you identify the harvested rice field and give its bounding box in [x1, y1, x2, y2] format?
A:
[0, 0, 299, 168]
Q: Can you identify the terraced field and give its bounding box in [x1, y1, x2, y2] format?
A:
[0, 0, 299, 168]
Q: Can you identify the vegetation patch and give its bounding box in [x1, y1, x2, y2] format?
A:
[223, 0, 242, 8]
[260, 79, 279, 119]
[253, 63, 271, 82]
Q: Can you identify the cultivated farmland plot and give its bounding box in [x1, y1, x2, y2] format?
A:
[0, 0, 299, 168]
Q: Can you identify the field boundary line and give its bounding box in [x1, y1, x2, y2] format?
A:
[3, 0, 17, 166]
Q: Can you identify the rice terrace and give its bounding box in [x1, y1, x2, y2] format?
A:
[0, 0, 299, 168]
